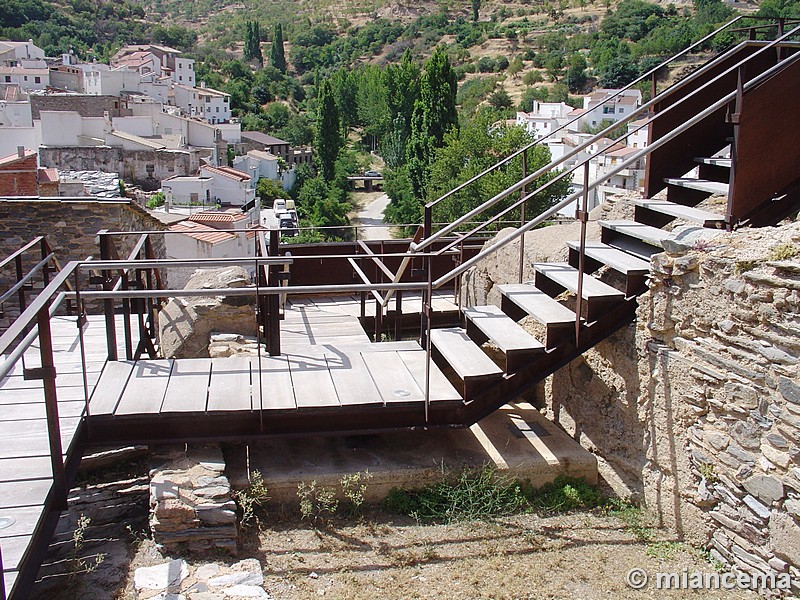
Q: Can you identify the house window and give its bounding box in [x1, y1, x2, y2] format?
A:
[35, 76, 41, 83]
[24, 76, 28, 81]
[216, 106, 219, 112]
[190, 192, 199, 203]
[603, 106, 614, 114]
[205, 96, 210, 102]
[223, 97, 229, 103]
[4, 76, 10, 82]
[179, 76, 182, 81]
[619, 108, 624, 114]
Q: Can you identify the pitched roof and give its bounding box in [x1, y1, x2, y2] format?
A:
[247, 150, 278, 161]
[241, 131, 288, 146]
[201, 165, 251, 182]
[0, 149, 35, 166]
[37, 168, 59, 183]
[169, 221, 236, 244]
[188, 210, 247, 224]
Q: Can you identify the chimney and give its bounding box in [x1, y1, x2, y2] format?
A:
[17, 146, 25, 158]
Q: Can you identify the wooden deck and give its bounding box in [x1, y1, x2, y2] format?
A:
[0, 314, 125, 598]
[0, 297, 465, 597]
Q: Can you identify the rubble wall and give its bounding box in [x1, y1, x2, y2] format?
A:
[463, 211, 800, 585]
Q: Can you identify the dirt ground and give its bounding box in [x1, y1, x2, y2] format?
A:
[120, 508, 755, 600]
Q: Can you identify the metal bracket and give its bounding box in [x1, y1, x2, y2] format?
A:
[88, 275, 105, 285]
[575, 209, 589, 223]
[411, 268, 427, 279]
[726, 112, 740, 125]
[23, 366, 57, 381]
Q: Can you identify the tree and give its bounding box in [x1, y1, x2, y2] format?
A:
[314, 80, 342, 182]
[599, 55, 639, 87]
[420, 47, 458, 147]
[256, 178, 285, 204]
[488, 88, 512, 109]
[270, 23, 287, 73]
[472, 0, 481, 21]
[405, 100, 434, 201]
[243, 21, 263, 64]
[565, 52, 587, 92]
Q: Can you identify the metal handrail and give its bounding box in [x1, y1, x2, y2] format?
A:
[431, 45, 800, 289]
[0, 236, 44, 271]
[423, 14, 752, 213]
[414, 28, 800, 253]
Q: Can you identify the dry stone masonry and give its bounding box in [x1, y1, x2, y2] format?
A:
[149, 445, 238, 555]
[463, 204, 800, 593]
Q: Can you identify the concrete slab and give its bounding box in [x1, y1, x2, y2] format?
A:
[229, 402, 597, 503]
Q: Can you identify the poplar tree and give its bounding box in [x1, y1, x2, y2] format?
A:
[315, 80, 342, 182]
[271, 23, 287, 73]
[419, 47, 458, 147]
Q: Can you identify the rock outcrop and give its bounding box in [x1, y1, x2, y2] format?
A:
[158, 267, 257, 358]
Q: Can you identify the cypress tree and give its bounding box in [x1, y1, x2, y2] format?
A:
[315, 80, 341, 182]
[253, 21, 263, 65]
[271, 23, 287, 73]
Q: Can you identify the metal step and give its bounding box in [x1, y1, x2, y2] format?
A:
[600, 219, 672, 246]
[565, 241, 650, 275]
[463, 305, 545, 372]
[534, 263, 625, 322]
[430, 327, 504, 399]
[497, 283, 576, 349]
[633, 199, 726, 228]
[694, 157, 731, 168]
[664, 177, 730, 196]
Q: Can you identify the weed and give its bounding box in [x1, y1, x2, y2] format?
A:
[698, 463, 719, 484]
[233, 470, 270, 528]
[523, 475, 606, 513]
[385, 466, 527, 524]
[606, 502, 655, 543]
[297, 480, 339, 522]
[734, 260, 757, 274]
[646, 540, 685, 560]
[768, 243, 798, 261]
[67, 515, 106, 596]
[340, 470, 372, 516]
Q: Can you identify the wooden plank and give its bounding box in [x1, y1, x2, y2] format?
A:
[324, 352, 383, 406]
[0, 535, 32, 571]
[89, 361, 135, 416]
[286, 354, 339, 408]
[397, 350, 462, 403]
[252, 356, 296, 411]
[463, 306, 545, 353]
[207, 357, 251, 412]
[161, 359, 211, 414]
[0, 418, 82, 459]
[0, 457, 55, 482]
[430, 328, 504, 380]
[4, 570, 18, 597]
[114, 360, 173, 416]
[361, 351, 424, 404]
[0, 400, 84, 422]
[534, 263, 625, 301]
[497, 284, 575, 326]
[0, 479, 50, 509]
[0, 506, 44, 539]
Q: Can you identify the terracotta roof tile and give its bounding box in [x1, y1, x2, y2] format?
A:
[169, 221, 236, 244]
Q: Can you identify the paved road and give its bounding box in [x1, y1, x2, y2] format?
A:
[356, 193, 393, 240]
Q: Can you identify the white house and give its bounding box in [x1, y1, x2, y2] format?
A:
[165, 208, 256, 287]
[515, 101, 573, 139]
[0, 41, 45, 66]
[0, 96, 33, 127]
[162, 175, 213, 208]
[200, 165, 255, 207]
[591, 144, 645, 205]
[197, 85, 231, 124]
[582, 88, 642, 128]
[172, 58, 195, 87]
[112, 51, 162, 78]
[84, 66, 141, 96]
[231, 150, 296, 192]
[627, 118, 650, 149]
[0, 67, 49, 91]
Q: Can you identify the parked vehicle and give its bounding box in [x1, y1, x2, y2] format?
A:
[364, 170, 382, 178]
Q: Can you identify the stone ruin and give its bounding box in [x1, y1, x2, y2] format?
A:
[149, 445, 238, 555]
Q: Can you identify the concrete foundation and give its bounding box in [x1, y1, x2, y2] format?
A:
[227, 402, 598, 504]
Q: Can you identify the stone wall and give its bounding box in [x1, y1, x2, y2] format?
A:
[39, 146, 201, 190]
[462, 207, 800, 589]
[0, 198, 166, 323]
[31, 95, 129, 119]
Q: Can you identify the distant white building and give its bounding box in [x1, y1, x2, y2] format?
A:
[232, 150, 295, 192]
[627, 118, 650, 149]
[515, 101, 573, 139]
[84, 65, 141, 96]
[199, 165, 255, 207]
[582, 88, 642, 128]
[0, 40, 45, 66]
[0, 66, 49, 91]
[162, 175, 213, 208]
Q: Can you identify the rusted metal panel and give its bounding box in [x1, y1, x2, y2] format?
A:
[730, 56, 800, 223]
[644, 44, 776, 200]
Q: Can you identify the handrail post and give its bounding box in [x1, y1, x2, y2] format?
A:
[35, 302, 68, 511]
[0, 544, 5, 600]
[98, 231, 118, 361]
[575, 162, 590, 347]
[422, 206, 433, 422]
[267, 229, 280, 356]
[518, 147, 528, 284]
[726, 66, 744, 231]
